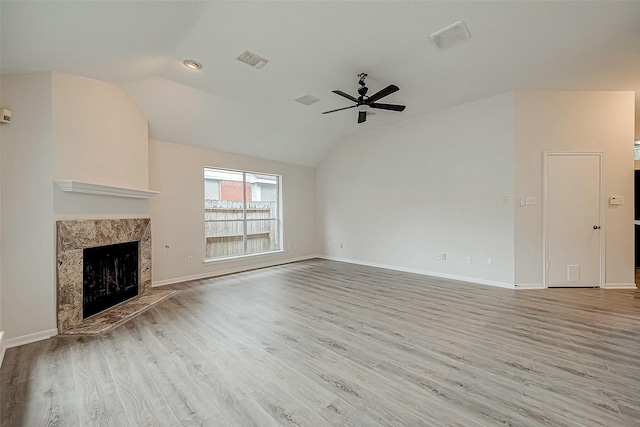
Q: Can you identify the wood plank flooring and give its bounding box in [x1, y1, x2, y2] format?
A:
[2, 258, 640, 426]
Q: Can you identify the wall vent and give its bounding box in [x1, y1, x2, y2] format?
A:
[430, 21, 470, 49]
[236, 50, 269, 69]
[567, 265, 580, 283]
[294, 94, 321, 106]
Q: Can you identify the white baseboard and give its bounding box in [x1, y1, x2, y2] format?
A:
[152, 254, 319, 287]
[1, 328, 58, 352]
[318, 255, 515, 289]
[515, 283, 545, 290]
[0, 331, 5, 368]
[603, 283, 637, 289]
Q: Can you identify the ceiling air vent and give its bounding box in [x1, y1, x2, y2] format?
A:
[430, 21, 470, 49]
[294, 94, 321, 106]
[236, 50, 269, 69]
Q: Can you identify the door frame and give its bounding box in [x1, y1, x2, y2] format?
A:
[542, 151, 604, 288]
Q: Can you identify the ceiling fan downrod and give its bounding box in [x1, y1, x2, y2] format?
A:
[357, 73, 368, 102]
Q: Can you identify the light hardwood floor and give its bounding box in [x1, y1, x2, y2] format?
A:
[2, 259, 640, 426]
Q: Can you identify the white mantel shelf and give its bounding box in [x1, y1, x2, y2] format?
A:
[55, 180, 159, 199]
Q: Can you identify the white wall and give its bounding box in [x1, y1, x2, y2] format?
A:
[51, 72, 150, 219]
[0, 73, 56, 340]
[52, 72, 149, 189]
[514, 91, 635, 287]
[149, 139, 316, 285]
[317, 93, 516, 287]
[0, 70, 3, 349]
[0, 72, 151, 344]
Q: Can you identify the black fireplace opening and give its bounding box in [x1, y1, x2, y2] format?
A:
[83, 241, 139, 319]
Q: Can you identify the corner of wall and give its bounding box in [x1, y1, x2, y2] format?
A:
[0, 331, 5, 368]
[513, 91, 635, 286]
[1, 72, 56, 344]
[149, 139, 318, 284]
[316, 92, 516, 286]
[0, 73, 3, 367]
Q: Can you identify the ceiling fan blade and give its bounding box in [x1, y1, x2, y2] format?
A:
[369, 103, 406, 112]
[358, 111, 367, 123]
[366, 84, 399, 103]
[322, 105, 356, 114]
[332, 90, 358, 103]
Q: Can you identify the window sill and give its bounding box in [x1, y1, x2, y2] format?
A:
[203, 249, 285, 265]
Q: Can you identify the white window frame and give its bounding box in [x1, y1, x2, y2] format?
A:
[204, 167, 283, 262]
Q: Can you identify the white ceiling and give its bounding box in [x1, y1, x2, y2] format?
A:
[2, 1, 640, 166]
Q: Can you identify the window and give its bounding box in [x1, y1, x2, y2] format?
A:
[204, 167, 281, 260]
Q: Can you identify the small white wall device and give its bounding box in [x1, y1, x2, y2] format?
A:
[609, 196, 624, 205]
[0, 108, 12, 123]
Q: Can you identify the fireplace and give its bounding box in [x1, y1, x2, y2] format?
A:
[83, 241, 139, 318]
[57, 218, 178, 335]
[57, 218, 154, 334]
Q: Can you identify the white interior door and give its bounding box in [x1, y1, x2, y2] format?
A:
[545, 153, 602, 287]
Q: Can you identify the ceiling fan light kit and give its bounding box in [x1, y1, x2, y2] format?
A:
[323, 73, 406, 123]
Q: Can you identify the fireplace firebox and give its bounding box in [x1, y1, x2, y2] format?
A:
[83, 241, 139, 318]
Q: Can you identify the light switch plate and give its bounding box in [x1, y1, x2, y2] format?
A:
[525, 196, 536, 205]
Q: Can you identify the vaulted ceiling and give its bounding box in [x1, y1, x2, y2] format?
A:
[2, 1, 640, 166]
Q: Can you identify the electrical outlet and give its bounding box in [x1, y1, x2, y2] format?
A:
[466, 256, 472, 264]
[441, 253, 447, 261]
[339, 243, 344, 249]
[502, 196, 510, 204]
[486, 257, 492, 266]
[294, 244, 298, 250]
[187, 256, 193, 263]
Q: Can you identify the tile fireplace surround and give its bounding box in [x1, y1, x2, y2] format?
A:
[56, 218, 176, 335]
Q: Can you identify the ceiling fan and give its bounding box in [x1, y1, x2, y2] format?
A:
[322, 73, 406, 123]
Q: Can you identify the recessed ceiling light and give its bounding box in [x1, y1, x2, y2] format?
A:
[183, 60, 203, 70]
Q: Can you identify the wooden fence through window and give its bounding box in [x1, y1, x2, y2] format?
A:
[205, 200, 279, 258]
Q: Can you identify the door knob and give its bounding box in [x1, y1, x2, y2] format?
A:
[593, 225, 601, 229]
